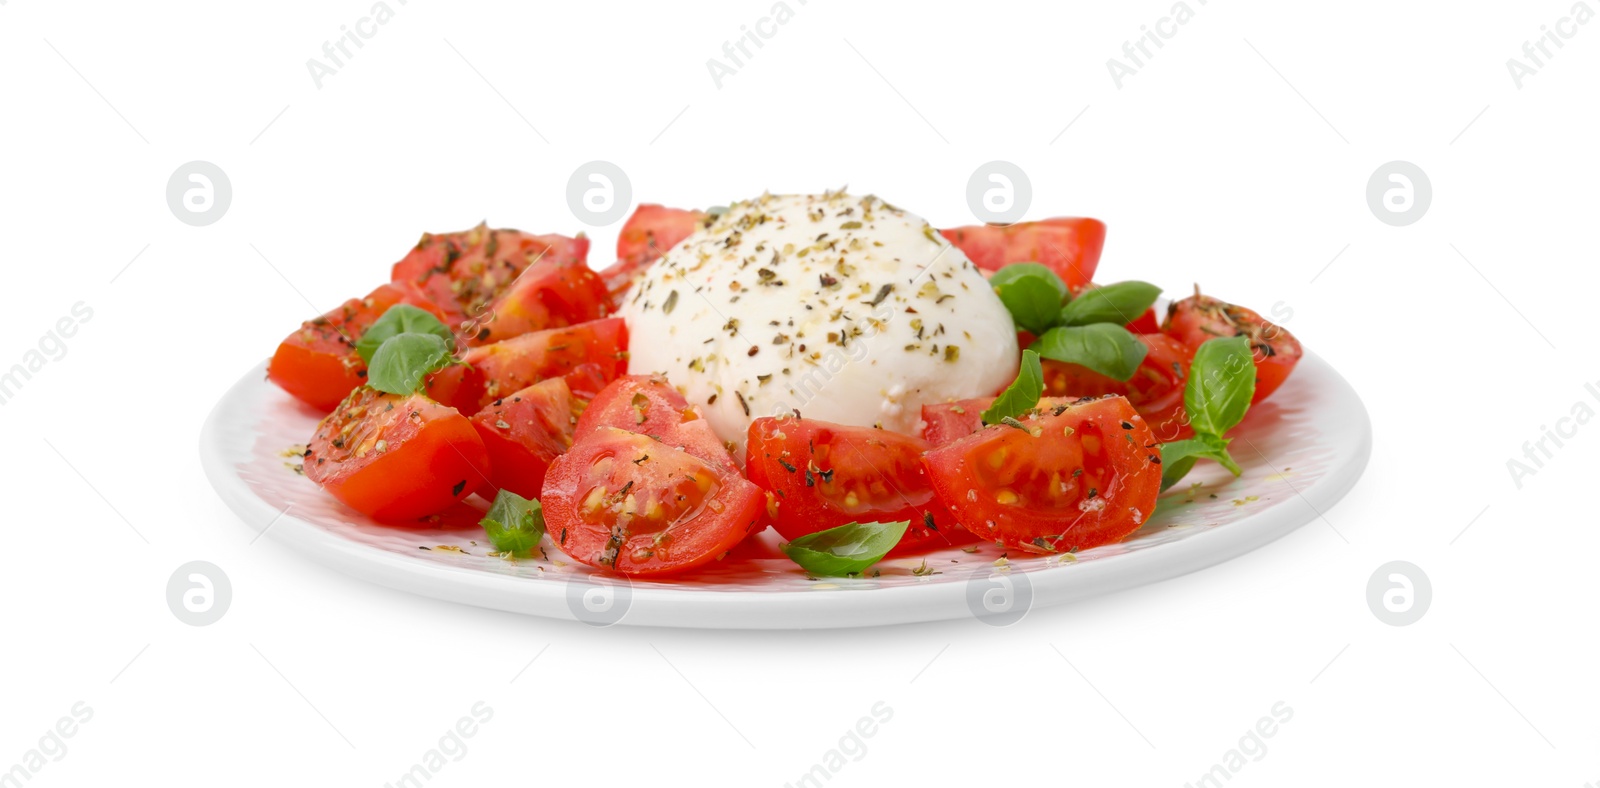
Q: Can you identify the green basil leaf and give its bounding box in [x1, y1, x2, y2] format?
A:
[782, 520, 909, 576]
[480, 489, 546, 558]
[989, 263, 1068, 298]
[1185, 336, 1257, 437]
[1158, 435, 1238, 490]
[356, 304, 453, 364]
[367, 332, 453, 396]
[995, 275, 1067, 335]
[1031, 323, 1147, 381]
[1059, 281, 1161, 327]
[982, 350, 1043, 425]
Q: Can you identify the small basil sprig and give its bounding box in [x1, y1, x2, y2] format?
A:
[1031, 323, 1147, 381]
[982, 350, 1043, 425]
[480, 489, 546, 557]
[782, 520, 909, 576]
[1059, 281, 1160, 327]
[991, 264, 1069, 335]
[356, 304, 453, 364]
[988, 264, 1160, 382]
[1159, 336, 1256, 490]
[367, 333, 454, 396]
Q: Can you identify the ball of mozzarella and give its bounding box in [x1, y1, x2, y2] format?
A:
[621, 192, 1020, 458]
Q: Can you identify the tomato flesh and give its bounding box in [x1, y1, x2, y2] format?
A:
[1162, 292, 1301, 403]
[304, 388, 489, 522]
[542, 427, 763, 576]
[426, 318, 628, 413]
[469, 377, 585, 499]
[466, 255, 609, 346]
[940, 218, 1105, 290]
[745, 416, 957, 552]
[267, 283, 443, 412]
[923, 396, 1161, 554]
[576, 375, 736, 471]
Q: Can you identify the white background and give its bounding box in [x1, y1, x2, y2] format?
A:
[2, 0, 1598, 785]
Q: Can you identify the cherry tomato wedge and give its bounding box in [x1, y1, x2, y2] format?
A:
[304, 388, 489, 522]
[921, 395, 1082, 446]
[469, 377, 585, 499]
[745, 416, 958, 552]
[542, 426, 763, 576]
[1041, 333, 1195, 442]
[1162, 291, 1302, 403]
[390, 223, 590, 329]
[600, 204, 707, 309]
[268, 283, 444, 412]
[576, 375, 735, 471]
[940, 218, 1106, 291]
[466, 255, 610, 346]
[426, 318, 628, 413]
[923, 396, 1161, 554]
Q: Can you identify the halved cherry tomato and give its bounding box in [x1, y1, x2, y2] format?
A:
[542, 426, 763, 576]
[941, 218, 1106, 290]
[1041, 334, 1194, 442]
[745, 416, 961, 553]
[469, 377, 585, 499]
[600, 204, 707, 309]
[390, 223, 591, 329]
[426, 318, 628, 413]
[466, 256, 609, 346]
[1163, 291, 1302, 403]
[575, 375, 735, 470]
[923, 396, 1161, 554]
[304, 387, 490, 522]
[268, 283, 444, 412]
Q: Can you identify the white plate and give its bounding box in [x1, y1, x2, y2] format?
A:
[201, 351, 1370, 629]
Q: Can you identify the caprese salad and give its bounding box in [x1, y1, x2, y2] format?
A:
[272, 191, 1301, 579]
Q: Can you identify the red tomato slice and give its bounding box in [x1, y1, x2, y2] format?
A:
[1162, 291, 1302, 403]
[268, 283, 444, 412]
[600, 205, 707, 309]
[940, 218, 1106, 290]
[304, 388, 490, 522]
[466, 256, 610, 346]
[469, 377, 585, 499]
[1041, 334, 1195, 442]
[390, 223, 590, 329]
[427, 318, 628, 413]
[575, 375, 735, 470]
[921, 396, 1083, 446]
[745, 416, 958, 552]
[923, 396, 1161, 554]
[542, 426, 763, 576]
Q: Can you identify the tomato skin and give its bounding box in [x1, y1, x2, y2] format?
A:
[744, 416, 956, 552]
[542, 426, 763, 576]
[923, 396, 1161, 554]
[575, 375, 735, 471]
[1162, 293, 1302, 403]
[268, 284, 444, 412]
[940, 218, 1106, 290]
[600, 205, 707, 309]
[469, 377, 585, 499]
[304, 388, 489, 522]
[426, 318, 628, 414]
[390, 224, 591, 329]
[1041, 334, 1195, 442]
